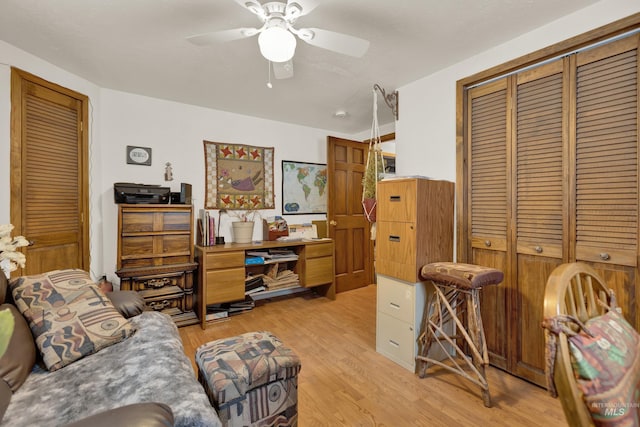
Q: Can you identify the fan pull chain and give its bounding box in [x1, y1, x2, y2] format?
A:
[267, 60, 273, 89]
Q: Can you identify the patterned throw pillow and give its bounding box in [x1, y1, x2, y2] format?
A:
[568, 310, 640, 426]
[10, 269, 136, 371]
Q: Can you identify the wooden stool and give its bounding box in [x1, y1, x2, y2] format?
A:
[416, 262, 503, 407]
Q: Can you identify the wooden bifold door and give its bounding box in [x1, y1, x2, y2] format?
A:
[459, 30, 640, 386]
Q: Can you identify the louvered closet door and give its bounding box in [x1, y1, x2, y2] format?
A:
[12, 71, 89, 274]
[574, 35, 639, 328]
[513, 60, 566, 385]
[467, 79, 509, 369]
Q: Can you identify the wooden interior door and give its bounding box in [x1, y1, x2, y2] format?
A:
[327, 136, 372, 293]
[10, 68, 89, 275]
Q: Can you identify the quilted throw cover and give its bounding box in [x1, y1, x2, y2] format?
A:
[204, 140, 275, 210]
[2, 311, 221, 427]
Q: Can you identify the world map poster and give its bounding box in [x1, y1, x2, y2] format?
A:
[281, 160, 328, 214]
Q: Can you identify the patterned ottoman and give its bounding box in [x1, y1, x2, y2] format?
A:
[195, 331, 301, 427]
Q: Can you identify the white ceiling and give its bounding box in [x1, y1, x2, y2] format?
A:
[0, 0, 601, 134]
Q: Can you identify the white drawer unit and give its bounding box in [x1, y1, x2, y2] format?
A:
[376, 275, 426, 372]
[378, 274, 419, 324]
[376, 274, 453, 372]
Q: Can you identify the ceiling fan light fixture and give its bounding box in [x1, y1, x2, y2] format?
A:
[258, 26, 296, 63]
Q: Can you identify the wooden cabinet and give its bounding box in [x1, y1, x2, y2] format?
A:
[375, 178, 455, 371]
[116, 204, 198, 326]
[195, 240, 335, 329]
[460, 34, 640, 386]
[376, 178, 455, 282]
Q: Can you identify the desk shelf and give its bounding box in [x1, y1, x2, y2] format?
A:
[195, 240, 335, 329]
[249, 286, 309, 301]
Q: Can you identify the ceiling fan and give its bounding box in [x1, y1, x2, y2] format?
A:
[187, 0, 370, 79]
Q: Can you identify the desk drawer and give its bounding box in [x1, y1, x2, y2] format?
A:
[205, 267, 245, 304]
[305, 242, 333, 258]
[205, 251, 245, 268]
[304, 255, 334, 287]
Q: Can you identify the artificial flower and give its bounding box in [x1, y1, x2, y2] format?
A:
[0, 224, 29, 272]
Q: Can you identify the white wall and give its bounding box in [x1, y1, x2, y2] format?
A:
[0, 41, 345, 283]
[351, 121, 395, 142]
[99, 90, 345, 284]
[396, 0, 640, 182]
[1, 0, 638, 281]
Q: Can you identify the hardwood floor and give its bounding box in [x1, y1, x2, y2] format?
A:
[179, 285, 568, 426]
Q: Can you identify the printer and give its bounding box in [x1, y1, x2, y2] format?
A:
[113, 182, 170, 204]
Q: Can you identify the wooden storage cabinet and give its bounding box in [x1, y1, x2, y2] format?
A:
[119, 209, 192, 268]
[375, 178, 455, 371]
[376, 178, 455, 283]
[195, 240, 335, 329]
[116, 204, 198, 326]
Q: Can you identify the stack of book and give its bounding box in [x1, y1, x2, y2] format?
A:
[261, 264, 299, 290]
[206, 296, 255, 317]
[205, 305, 228, 321]
[245, 256, 265, 265]
[245, 275, 266, 295]
[198, 209, 216, 246]
[246, 249, 298, 262]
[228, 297, 255, 314]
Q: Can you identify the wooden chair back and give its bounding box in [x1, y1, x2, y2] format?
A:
[543, 262, 613, 427]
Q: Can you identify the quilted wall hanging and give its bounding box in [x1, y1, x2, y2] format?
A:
[204, 140, 275, 209]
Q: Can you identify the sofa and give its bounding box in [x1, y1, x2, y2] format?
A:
[0, 269, 222, 427]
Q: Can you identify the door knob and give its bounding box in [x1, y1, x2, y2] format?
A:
[329, 220, 337, 226]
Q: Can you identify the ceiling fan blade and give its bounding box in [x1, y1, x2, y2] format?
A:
[273, 60, 294, 79]
[286, 0, 318, 19]
[233, 0, 266, 18]
[297, 27, 369, 57]
[187, 28, 258, 46]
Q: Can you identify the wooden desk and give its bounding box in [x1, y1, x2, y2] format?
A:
[195, 239, 335, 329]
